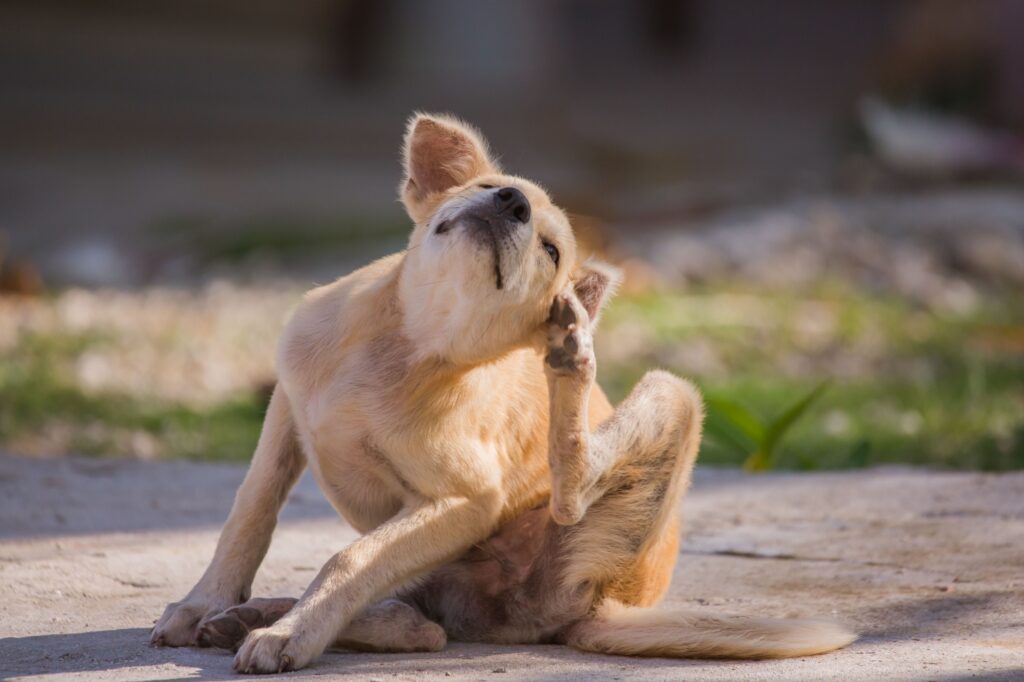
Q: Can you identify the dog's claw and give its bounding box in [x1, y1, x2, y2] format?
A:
[563, 331, 578, 355]
[549, 295, 577, 329]
[548, 295, 578, 329]
[558, 302, 576, 328]
[545, 291, 594, 378]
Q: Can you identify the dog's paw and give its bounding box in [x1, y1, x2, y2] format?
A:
[151, 593, 238, 647]
[233, 622, 319, 674]
[151, 593, 235, 647]
[198, 598, 298, 652]
[545, 292, 595, 380]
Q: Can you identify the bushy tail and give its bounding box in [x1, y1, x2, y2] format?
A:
[566, 600, 856, 660]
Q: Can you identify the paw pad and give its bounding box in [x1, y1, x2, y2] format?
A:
[545, 294, 594, 376]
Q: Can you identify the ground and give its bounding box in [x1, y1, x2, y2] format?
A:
[1, 454, 1022, 681]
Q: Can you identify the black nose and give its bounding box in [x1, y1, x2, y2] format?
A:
[494, 187, 531, 223]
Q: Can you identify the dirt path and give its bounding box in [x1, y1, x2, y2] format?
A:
[1, 454, 1022, 681]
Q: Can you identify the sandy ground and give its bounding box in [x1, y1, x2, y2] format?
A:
[1, 454, 1022, 681]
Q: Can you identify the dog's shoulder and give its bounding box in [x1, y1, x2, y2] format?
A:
[276, 252, 404, 389]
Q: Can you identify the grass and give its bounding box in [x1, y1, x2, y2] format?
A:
[0, 330, 267, 461]
[706, 380, 832, 471]
[598, 283, 1024, 470]
[1, 280, 1021, 469]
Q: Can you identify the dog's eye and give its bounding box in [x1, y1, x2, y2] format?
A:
[543, 241, 559, 266]
[478, 184, 495, 189]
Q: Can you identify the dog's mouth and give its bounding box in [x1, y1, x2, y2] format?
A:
[457, 213, 508, 290]
[491, 241, 504, 290]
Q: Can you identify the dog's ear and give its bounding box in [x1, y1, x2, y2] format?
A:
[401, 113, 498, 222]
[571, 259, 622, 325]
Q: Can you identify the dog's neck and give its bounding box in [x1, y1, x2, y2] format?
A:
[395, 253, 539, 367]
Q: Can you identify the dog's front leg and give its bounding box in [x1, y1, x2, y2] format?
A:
[233, 490, 501, 673]
[152, 386, 304, 646]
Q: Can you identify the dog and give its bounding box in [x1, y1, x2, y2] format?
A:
[151, 113, 856, 673]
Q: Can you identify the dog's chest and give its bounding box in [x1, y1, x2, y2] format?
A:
[295, 338, 550, 525]
[301, 380, 504, 508]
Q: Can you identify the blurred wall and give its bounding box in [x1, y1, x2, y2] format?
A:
[1, 0, 1021, 284]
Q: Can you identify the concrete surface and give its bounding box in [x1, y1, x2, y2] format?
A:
[0, 454, 1021, 681]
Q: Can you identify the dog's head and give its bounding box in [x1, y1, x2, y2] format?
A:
[397, 113, 620, 364]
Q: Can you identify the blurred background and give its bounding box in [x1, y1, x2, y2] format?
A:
[1, 0, 1022, 469]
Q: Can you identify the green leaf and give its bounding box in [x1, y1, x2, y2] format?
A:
[744, 449, 773, 472]
[845, 438, 872, 468]
[704, 418, 758, 458]
[760, 380, 832, 464]
[705, 396, 766, 443]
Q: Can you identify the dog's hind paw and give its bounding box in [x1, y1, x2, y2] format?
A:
[151, 593, 238, 648]
[198, 597, 297, 652]
[545, 292, 595, 380]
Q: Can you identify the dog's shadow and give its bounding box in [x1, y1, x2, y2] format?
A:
[4, 597, 1021, 682]
[0, 628, 218, 680]
[1, 627, 768, 680]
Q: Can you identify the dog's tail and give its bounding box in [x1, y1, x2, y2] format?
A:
[566, 599, 856, 659]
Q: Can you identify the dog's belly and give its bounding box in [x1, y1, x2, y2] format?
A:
[403, 505, 594, 644]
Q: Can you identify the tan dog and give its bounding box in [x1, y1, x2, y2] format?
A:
[151, 114, 855, 673]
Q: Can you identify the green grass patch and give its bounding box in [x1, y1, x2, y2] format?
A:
[0, 331, 266, 461]
[2, 281, 1022, 469]
[599, 284, 1024, 471]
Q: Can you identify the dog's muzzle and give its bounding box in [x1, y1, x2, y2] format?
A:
[456, 187, 532, 289]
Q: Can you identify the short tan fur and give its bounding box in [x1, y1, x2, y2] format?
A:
[152, 113, 856, 673]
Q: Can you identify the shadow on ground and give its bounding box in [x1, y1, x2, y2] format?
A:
[0, 456, 336, 540]
[2, 455, 1023, 680]
[0, 627, 779, 681]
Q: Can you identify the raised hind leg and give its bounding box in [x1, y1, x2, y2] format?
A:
[544, 288, 703, 606]
[553, 368, 703, 606]
[400, 301, 703, 644]
[543, 294, 853, 658]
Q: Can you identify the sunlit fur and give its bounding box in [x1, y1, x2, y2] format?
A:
[151, 113, 855, 673]
[399, 173, 576, 365]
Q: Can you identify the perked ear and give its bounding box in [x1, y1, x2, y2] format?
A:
[400, 113, 499, 221]
[572, 259, 622, 325]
